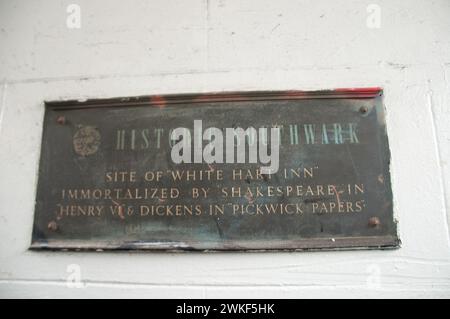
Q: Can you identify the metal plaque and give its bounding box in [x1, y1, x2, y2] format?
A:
[31, 89, 399, 251]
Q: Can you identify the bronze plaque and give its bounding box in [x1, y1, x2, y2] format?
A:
[31, 89, 399, 251]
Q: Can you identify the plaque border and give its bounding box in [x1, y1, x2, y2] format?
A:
[45, 87, 383, 110]
[31, 88, 400, 252]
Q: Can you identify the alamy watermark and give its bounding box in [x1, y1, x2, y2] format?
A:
[366, 4, 381, 29]
[110, 120, 360, 174]
[66, 4, 81, 29]
[66, 263, 85, 288]
[170, 120, 280, 174]
[366, 264, 381, 289]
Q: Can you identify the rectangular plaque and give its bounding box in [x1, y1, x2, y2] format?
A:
[31, 89, 399, 251]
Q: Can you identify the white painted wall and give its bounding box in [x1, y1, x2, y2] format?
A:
[0, 0, 449, 298]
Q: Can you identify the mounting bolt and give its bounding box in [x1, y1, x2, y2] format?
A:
[48, 221, 58, 231]
[56, 115, 66, 125]
[359, 106, 368, 114]
[368, 217, 380, 228]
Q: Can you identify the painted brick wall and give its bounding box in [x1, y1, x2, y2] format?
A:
[0, 0, 449, 298]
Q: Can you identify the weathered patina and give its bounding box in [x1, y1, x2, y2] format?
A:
[31, 89, 399, 251]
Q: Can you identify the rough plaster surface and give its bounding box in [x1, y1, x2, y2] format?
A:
[0, 0, 449, 298]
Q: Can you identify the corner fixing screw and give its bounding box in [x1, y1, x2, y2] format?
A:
[48, 221, 58, 231]
[359, 106, 368, 114]
[368, 217, 380, 228]
[56, 115, 66, 125]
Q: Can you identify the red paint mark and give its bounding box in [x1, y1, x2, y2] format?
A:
[333, 87, 382, 98]
[334, 87, 381, 92]
[158, 197, 166, 203]
[150, 95, 167, 108]
[330, 185, 342, 207]
[245, 191, 254, 204]
[112, 199, 125, 220]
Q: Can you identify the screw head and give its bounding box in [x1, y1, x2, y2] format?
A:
[56, 116, 66, 125]
[48, 221, 58, 231]
[359, 106, 368, 114]
[368, 217, 380, 228]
